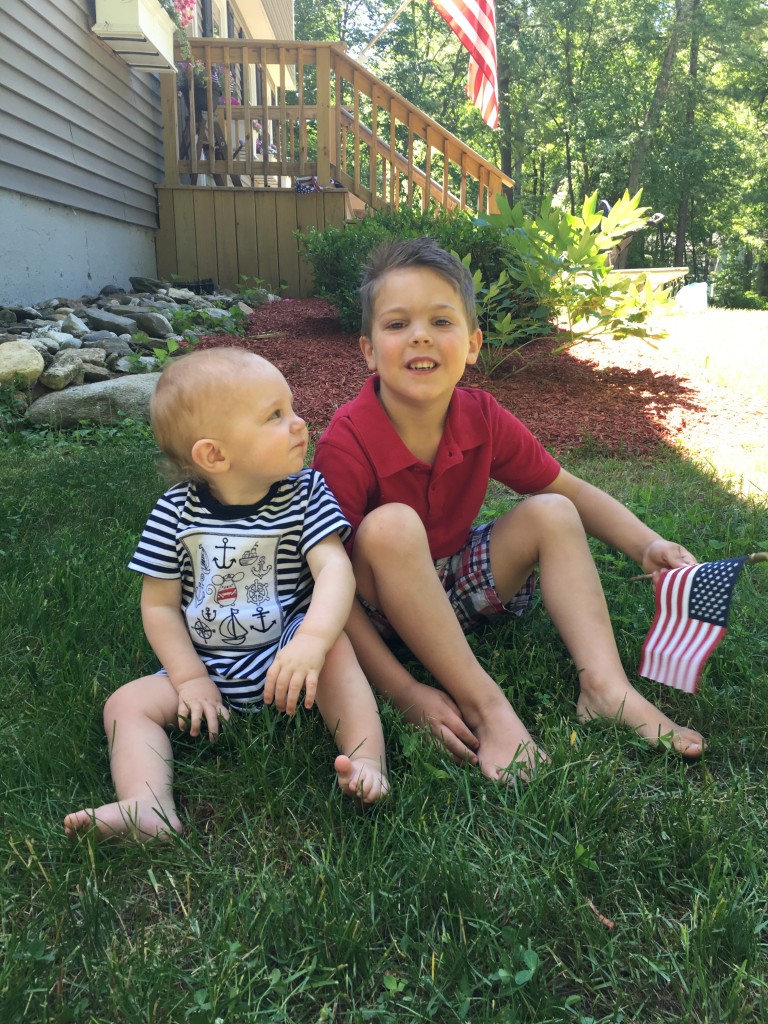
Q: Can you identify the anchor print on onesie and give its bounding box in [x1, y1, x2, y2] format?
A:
[181, 529, 283, 652]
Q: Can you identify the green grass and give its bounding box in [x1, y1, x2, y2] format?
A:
[1, 426, 767, 1023]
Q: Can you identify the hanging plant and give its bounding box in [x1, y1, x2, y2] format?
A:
[158, 0, 193, 59]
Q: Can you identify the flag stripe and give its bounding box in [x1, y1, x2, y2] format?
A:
[429, 0, 499, 128]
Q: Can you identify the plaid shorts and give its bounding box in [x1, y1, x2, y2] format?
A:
[359, 521, 536, 637]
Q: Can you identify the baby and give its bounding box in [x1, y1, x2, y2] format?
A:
[65, 348, 388, 841]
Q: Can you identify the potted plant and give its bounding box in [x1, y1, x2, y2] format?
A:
[176, 60, 236, 111]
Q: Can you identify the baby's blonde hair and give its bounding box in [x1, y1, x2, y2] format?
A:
[150, 347, 269, 477]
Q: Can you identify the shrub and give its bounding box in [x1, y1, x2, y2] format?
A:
[479, 190, 672, 352]
[298, 206, 526, 332]
[710, 244, 768, 309]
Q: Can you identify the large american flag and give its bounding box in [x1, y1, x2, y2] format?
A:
[429, 0, 499, 129]
[638, 557, 747, 693]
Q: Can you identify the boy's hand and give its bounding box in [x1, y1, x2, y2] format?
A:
[641, 539, 697, 576]
[403, 683, 480, 765]
[175, 676, 229, 739]
[264, 634, 328, 714]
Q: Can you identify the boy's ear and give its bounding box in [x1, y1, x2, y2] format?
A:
[190, 438, 229, 474]
[359, 335, 377, 371]
[465, 328, 483, 366]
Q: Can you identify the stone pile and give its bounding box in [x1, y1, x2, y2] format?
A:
[0, 276, 275, 428]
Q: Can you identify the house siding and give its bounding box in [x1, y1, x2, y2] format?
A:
[260, 0, 293, 41]
[1, 0, 164, 227]
[0, 0, 165, 301]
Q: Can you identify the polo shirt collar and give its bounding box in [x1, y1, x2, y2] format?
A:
[351, 375, 488, 476]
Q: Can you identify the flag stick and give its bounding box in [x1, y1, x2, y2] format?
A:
[357, 0, 418, 57]
[630, 552, 768, 582]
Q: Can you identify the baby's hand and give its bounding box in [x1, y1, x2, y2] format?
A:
[176, 675, 229, 739]
[641, 539, 697, 576]
[264, 634, 328, 714]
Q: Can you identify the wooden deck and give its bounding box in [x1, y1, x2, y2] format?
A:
[154, 39, 513, 296]
[155, 185, 347, 297]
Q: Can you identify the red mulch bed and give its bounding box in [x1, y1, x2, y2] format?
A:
[198, 298, 711, 455]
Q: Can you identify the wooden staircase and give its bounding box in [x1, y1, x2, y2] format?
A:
[156, 39, 513, 295]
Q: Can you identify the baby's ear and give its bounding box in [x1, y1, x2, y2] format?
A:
[191, 438, 228, 473]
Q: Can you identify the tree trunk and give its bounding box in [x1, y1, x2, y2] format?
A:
[564, 130, 575, 214]
[627, 0, 692, 195]
[674, 0, 700, 267]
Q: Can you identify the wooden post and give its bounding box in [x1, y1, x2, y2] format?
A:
[316, 46, 332, 186]
[160, 71, 180, 186]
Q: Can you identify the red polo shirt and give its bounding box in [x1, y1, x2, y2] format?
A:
[313, 375, 561, 560]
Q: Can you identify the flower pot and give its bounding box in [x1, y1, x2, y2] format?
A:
[193, 80, 222, 112]
[178, 77, 223, 113]
[93, 0, 176, 73]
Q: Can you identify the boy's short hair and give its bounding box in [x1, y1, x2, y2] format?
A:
[359, 236, 479, 337]
[150, 347, 263, 476]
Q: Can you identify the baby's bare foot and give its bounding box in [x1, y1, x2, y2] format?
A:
[577, 680, 704, 757]
[469, 696, 546, 782]
[334, 755, 389, 803]
[64, 799, 182, 842]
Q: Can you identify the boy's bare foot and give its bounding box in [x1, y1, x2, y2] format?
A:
[334, 755, 389, 803]
[64, 799, 182, 842]
[576, 678, 704, 757]
[467, 695, 547, 781]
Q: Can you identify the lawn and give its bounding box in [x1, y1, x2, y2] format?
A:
[1, 347, 767, 1021]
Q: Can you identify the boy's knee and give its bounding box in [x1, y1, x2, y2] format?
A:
[521, 493, 580, 528]
[356, 503, 427, 553]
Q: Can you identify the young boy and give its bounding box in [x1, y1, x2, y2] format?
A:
[65, 348, 388, 841]
[313, 236, 704, 779]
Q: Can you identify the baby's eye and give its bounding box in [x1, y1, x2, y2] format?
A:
[269, 408, 283, 420]
[434, 317, 453, 327]
[385, 319, 406, 330]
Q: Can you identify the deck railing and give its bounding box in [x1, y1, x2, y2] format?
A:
[160, 39, 512, 214]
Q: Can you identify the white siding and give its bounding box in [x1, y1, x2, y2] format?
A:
[260, 0, 293, 40]
[0, 0, 165, 229]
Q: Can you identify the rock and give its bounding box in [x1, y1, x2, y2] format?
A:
[83, 364, 113, 383]
[23, 340, 55, 366]
[27, 373, 161, 428]
[81, 331, 119, 346]
[80, 307, 139, 334]
[37, 330, 79, 347]
[60, 313, 90, 336]
[0, 340, 45, 384]
[0, 309, 17, 327]
[38, 350, 85, 391]
[130, 275, 166, 293]
[131, 310, 174, 339]
[79, 350, 107, 366]
[114, 355, 159, 373]
[101, 339, 134, 358]
[166, 287, 196, 301]
[6, 305, 40, 321]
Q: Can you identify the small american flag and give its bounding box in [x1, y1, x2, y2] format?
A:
[429, 0, 499, 129]
[638, 557, 748, 693]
